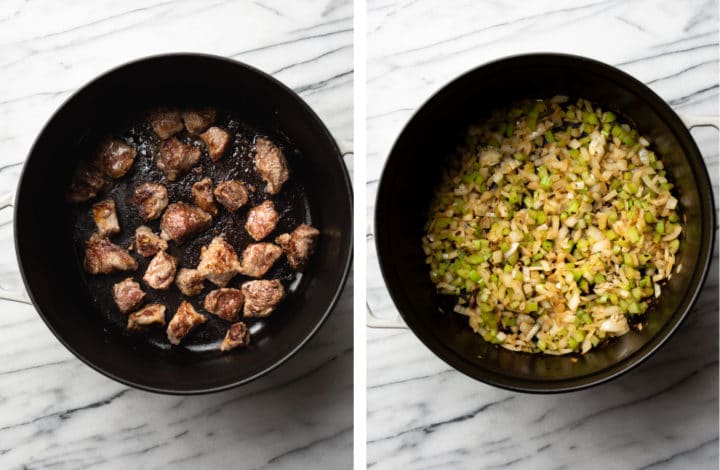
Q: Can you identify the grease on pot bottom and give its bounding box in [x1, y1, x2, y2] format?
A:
[68, 106, 320, 353]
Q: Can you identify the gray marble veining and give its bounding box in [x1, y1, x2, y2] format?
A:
[0, 0, 353, 468]
[366, 0, 718, 468]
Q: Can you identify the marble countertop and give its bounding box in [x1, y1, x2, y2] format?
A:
[366, 0, 718, 468]
[0, 0, 353, 468]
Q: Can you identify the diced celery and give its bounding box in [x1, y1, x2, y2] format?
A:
[627, 227, 640, 243]
[602, 111, 616, 123]
[656, 220, 665, 234]
[525, 302, 538, 312]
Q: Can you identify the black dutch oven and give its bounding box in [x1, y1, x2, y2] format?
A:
[372, 53, 715, 393]
[3, 54, 353, 394]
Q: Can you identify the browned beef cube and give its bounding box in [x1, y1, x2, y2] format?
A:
[213, 180, 249, 212]
[182, 108, 216, 135]
[167, 301, 206, 345]
[92, 198, 120, 237]
[128, 304, 166, 331]
[175, 268, 204, 296]
[112, 278, 146, 314]
[241, 280, 284, 317]
[159, 202, 212, 244]
[95, 138, 137, 178]
[134, 225, 168, 257]
[204, 288, 244, 322]
[220, 322, 250, 352]
[239, 243, 282, 278]
[143, 250, 178, 290]
[84, 233, 137, 274]
[199, 126, 231, 161]
[245, 200, 279, 241]
[131, 182, 168, 221]
[66, 160, 111, 202]
[254, 137, 289, 195]
[148, 108, 183, 140]
[191, 177, 218, 216]
[275, 224, 320, 271]
[156, 138, 201, 181]
[196, 237, 241, 287]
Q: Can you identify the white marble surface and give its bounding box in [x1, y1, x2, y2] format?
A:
[367, 0, 719, 468]
[0, 1, 352, 468]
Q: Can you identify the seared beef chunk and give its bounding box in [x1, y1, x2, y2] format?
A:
[128, 304, 166, 331]
[175, 268, 204, 296]
[66, 161, 111, 202]
[213, 180, 249, 212]
[245, 200, 279, 241]
[112, 278, 146, 314]
[220, 322, 250, 351]
[167, 300, 206, 345]
[95, 138, 137, 179]
[84, 233, 137, 274]
[275, 224, 320, 271]
[242, 279, 284, 317]
[160, 202, 212, 243]
[156, 137, 201, 181]
[199, 126, 231, 161]
[148, 108, 183, 140]
[132, 182, 168, 221]
[92, 198, 120, 237]
[143, 250, 178, 290]
[134, 225, 168, 257]
[204, 288, 244, 322]
[182, 108, 216, 135]
[239, 243, 282, 278]
[191, 177, 218, 216]
[254, 137, 289, 195]
[196, 237, 241, 287]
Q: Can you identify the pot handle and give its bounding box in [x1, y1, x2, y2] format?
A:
[0, 192, 31, 304]
[679, 114, 720, 130]
[366, 219, 407, 329]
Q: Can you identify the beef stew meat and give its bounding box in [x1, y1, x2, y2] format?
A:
[132, 182, 169, 221]
[191, 177, 219, 216]
[200, 126, 231, 161]
[128, 304, 166, 331]
[69, 107, 316, 353]
[254, 137, 289, 195]
[220, 322, 251, 352]
[143, 250, 178, 290]
[156, 138, 202, 181]
[213, 180, 249, 212]
[175, 268, 205, 296]
[275, 224, 320, 271]
[160, 202, 212, 243]
[84, 234, 138, 274]
[112, 278, 146, 314]
[242, 280, 285, 318]
[204, 288, 244, 322]
[239, 243, 282, 278]
[134, 225, 168, 257]
[148, 107, 183, 140]
[182, 108, 216, 135]
[66, 161, 111, 202]
[167, 301, 206, 345]
[92, 198, 120, 237]
[246, 200, 279, 241]
[196, 237, 241, 287]
[95, 138, 137, 179]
